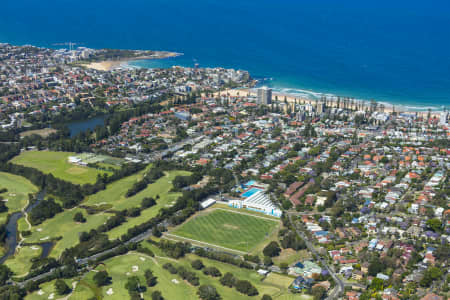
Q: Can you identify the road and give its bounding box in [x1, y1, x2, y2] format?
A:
[288, 212, 344, 300]
[16, 220, 155, 287]
[14, 135, 205, 286]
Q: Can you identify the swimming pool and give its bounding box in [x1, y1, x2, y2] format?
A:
[241, 187, 263, 198]
[244, 180, 256, 187]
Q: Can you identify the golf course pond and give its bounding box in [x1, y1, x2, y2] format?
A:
[0, 189, 53, 263]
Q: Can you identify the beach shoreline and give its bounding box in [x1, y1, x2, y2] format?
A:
[86, 51, 182, 71]
[215, 88, 444, 116]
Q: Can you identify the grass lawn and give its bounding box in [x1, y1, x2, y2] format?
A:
[273, 249, 312, 267]
[25, 278, 77, 300]
[4, 245, 42, 277]
[83, 166, 150, 207]
[171, 209, 280, 253]
[68, 250, 308, 300]
[0, 172, 38, 223]
[24, 208, 112, 258]
[10, 151, 111, 185]
[106, 170, 190, 239]
[19, 128, 57, 138]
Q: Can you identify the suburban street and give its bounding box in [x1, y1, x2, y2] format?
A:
[288, 212, 345, 300]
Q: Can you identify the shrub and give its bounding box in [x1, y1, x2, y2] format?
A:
[203, 266, 222, 277]
[191, 259, 204, 270]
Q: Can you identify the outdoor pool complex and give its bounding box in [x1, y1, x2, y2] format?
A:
[241, 187, 263, 198]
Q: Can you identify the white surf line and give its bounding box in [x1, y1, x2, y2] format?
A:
[164, 233, 247, 255]
[214, 208, 280, 222]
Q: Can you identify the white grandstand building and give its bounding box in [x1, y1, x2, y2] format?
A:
[229, 191, 282, 217]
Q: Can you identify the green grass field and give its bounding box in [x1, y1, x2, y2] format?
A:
[171, 209, 280, 252]
[24, 242, 311, 300]
[84, 167, 190, 240]
[20, 168, 189, 257]
[105, 170, 190, 239]
[4, 245, 42, 277]
[0, 172, 38, 224]
[25, 278, 77, 300]
[23, 208, 112, 258]
[10, 151, 111, 185]
[43, 250, 310, 300]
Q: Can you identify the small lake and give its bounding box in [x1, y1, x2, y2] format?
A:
[66, 115, 107, 137]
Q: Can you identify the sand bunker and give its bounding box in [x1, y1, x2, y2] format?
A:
[132, 265, 139, 272]
[106, 288, 114, 295]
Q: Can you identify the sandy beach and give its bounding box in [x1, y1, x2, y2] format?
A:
[214, 88, 442, 116]
[86, 51, 182, 71]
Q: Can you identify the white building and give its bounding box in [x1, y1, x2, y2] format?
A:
[229, 191, 282, 217]
[257, 86, 272, 105]
[200, 198, 216, 210]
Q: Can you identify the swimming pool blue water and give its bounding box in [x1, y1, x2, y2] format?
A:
[244, 180, 256, 187]
[242, 188, 262, 198]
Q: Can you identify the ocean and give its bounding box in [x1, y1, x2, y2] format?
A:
[1, 0, 449, 110]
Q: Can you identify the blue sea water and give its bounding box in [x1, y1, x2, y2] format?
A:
[1, 0, 449, 110]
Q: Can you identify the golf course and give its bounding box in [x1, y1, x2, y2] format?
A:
[0, 172, 38, 223]
[25, 249, 312, 300]
[10, 151, 112, 185]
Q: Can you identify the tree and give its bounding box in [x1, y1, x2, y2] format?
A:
[152, 291, 164, 300]
[142, 197, 156, 208]
[311, 286, 326, 300]
[280, 262, 289, 273]
[420, 267, 443, 287]
[426, 218, 442, 233]
[0, 265, 12, 285]
[125, 276, 142, 293]
[55, 279, 71, 295]
[370, 278, 384, 291]
[144, 269, 157, 287]
[368, 259, 384, 276]
[191, 259, 204, 270]
[262, 295, 273, 300]
[73, 211, 86, 223]
[263, 256, 273, 266]
[263, 241, 281, 257]
[93, 270, 111, 286]
[235, 280, 258, 296]
[197, 285, 221, 300]
[203, 266, 222, 277]
[25, 280, 40, 293]
[220, 272, 236, 287]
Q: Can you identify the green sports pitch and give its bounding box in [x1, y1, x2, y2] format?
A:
[170, 209, 280, 252]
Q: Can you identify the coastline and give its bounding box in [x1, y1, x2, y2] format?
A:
[216, 88, 444, 116]
[86, 51, 182, 71]
[125, 58, 448, 114]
